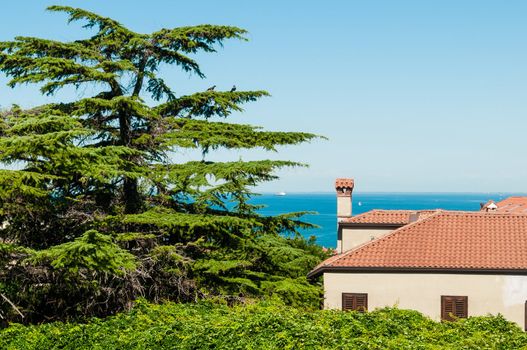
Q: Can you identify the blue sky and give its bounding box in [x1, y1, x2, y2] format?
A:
[2, 1, 527, 192]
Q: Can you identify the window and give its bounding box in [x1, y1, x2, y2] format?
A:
[342, 293, 368, 312]
[441, 295, 467, 321]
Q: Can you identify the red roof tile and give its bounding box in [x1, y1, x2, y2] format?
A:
[495, 197, 527, 214]
[310, 212, 527, 276]
[341, 209, 441, 225]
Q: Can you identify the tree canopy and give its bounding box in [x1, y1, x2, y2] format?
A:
[0, 6, 327, 323]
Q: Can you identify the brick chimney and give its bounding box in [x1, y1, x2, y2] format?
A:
[335, 178, 354, 220]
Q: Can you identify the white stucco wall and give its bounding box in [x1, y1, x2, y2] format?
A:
[324, 272, 527, 329]
[338, 227, 394, 253]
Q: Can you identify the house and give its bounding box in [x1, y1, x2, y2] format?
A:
[481, 196, 527, 214]
[309, 178, 527, 328]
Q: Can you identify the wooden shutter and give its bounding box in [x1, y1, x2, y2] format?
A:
[441, 296, 467, 321]
[342, 293, 354, 311]
[342, 293, 368, 312]
[355, 294, 367, 312]
[442, 296, 454, 321]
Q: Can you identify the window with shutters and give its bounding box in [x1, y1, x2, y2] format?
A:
[441, 295, 468, 321]
[342, 293, 368, 312]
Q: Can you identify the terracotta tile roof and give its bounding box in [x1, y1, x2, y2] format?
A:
[310, 212, 527, 276]
[341, 209, 441, 225]
[495, 197, 527, 214]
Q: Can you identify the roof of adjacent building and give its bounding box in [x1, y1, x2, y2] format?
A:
[309, 211, 527, 277]
[340, 209, 441, 225]
[494, 197, 527, 214]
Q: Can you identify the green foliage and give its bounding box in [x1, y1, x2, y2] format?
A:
[0, 5, 326, 323]
[30, 230, 136, 275]
[1, 302, 527, 349]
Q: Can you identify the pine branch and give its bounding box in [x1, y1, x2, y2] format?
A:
[157, 90, 270, 118]
[152, 25, 248, 53]
[160, 118, 321, 152]
[47, 6, 134, 37]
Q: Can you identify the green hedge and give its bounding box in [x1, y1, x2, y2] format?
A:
[1, 301, 526, 349]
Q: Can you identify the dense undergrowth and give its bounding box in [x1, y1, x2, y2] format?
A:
[1, 301, 526, 349]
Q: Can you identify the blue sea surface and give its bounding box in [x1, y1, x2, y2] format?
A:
[251, 192, 523, 248]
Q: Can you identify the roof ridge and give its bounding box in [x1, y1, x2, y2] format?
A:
[339, 211, 375, 222]
[368, 209, 443, 213]
[443, 211, 527, 217]
[344, 209, 410, 224]
[342, 209, 449, 225]
[344, 208, 406, 219]
[373, 209, 414, 212]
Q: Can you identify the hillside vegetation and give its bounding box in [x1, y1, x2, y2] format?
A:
[1, 302, 526, 349]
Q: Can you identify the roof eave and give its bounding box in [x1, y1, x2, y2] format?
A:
[338, 222, 405, 228]
[308, 266, 527, 279]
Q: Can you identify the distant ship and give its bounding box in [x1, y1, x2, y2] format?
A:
[275, 191, 287, 196]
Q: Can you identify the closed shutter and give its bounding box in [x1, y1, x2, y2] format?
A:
[342, 293, 354, 311]
[441, 296, 467, 321]
[342, 293, 368, 312]
[355, 294, 367, 312]
[442, 296, 454, 321]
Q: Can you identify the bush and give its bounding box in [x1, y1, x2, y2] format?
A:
[1, 301, 526, 349]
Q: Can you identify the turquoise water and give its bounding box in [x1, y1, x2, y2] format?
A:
[251, 192, 522, 248]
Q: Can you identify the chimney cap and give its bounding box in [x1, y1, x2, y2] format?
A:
[335, 178, 354, 189]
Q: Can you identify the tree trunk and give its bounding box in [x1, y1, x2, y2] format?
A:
[123, 177, 141, 213]
[121, 54, 149, 214]
[119, 111, 141, 213]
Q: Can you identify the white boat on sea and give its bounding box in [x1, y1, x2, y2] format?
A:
[275, 191, 287, 196]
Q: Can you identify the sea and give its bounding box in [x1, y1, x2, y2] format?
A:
[251, 192, 523, 248]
